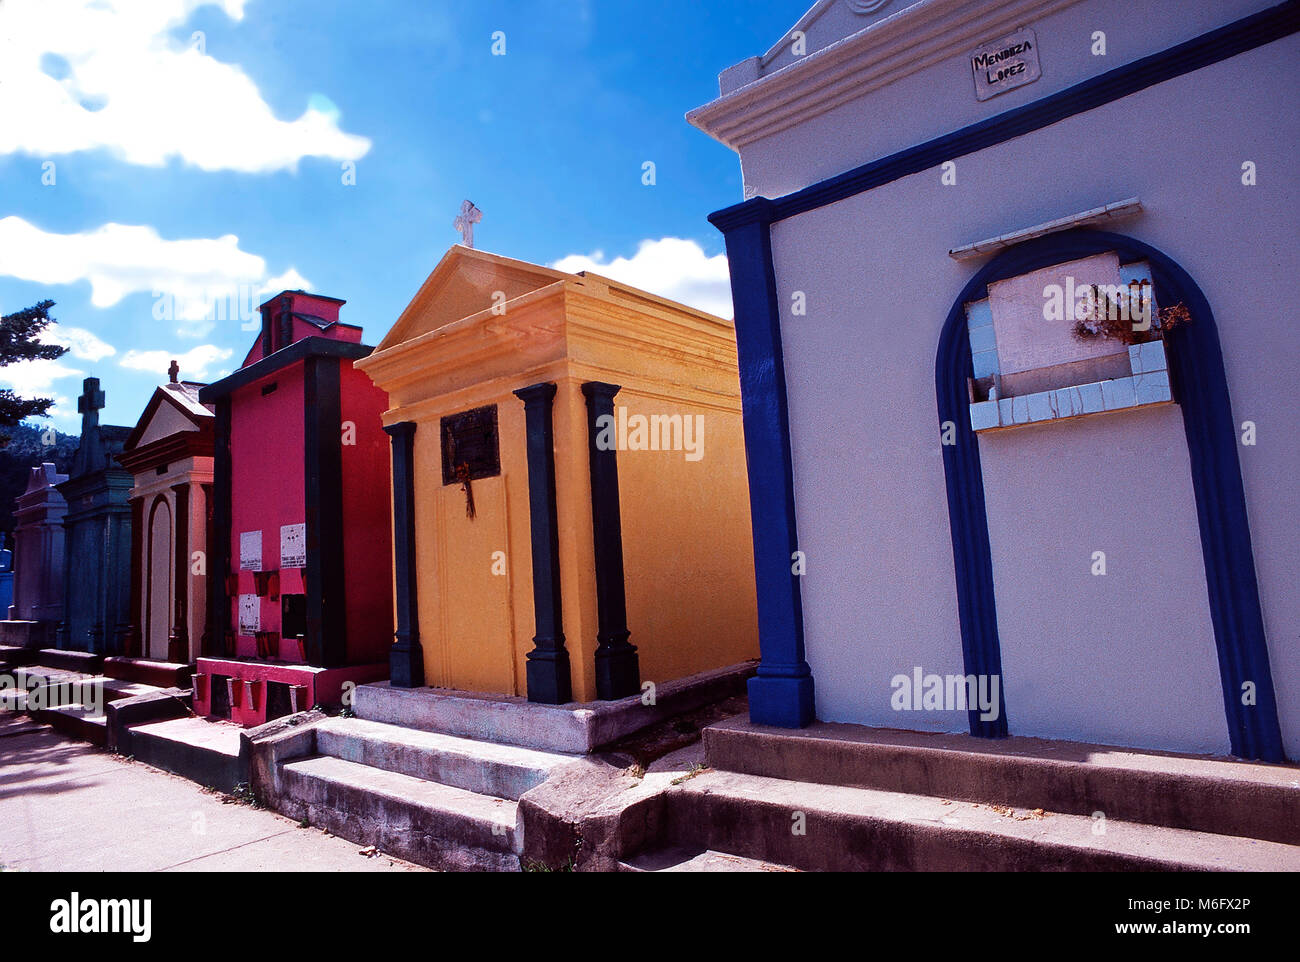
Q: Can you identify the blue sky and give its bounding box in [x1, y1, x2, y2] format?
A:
[0, 0, 803, 429]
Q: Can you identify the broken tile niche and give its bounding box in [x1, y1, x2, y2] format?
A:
[966, 251, 1174, 432]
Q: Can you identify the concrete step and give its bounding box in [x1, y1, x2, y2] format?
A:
[705, 719, 1300, 845]
[314, 717, 579, 801]
[618, 845, 798, 872]
[658, 770, 1300, 872]
[99, 677, 159, 702]
[25, 674, 157, 716]
[10, 665, 95, 688]
[0, 644, 38, 669]
[36, 703, 108, 747]
[0, 621, 50, 649]
[27, 676, 157, 748]
[102, 656, 192, 689]
[6, 667, 100, 717]
[127, 716, 247, 793]
[34, 649, 102, 673]
[353, 662, 755, 753]
[279, 754, 521, 872]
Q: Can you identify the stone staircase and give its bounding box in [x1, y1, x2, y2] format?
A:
[268, 716, 583, 871]
[618, 718, 1300, 872]
[26, 672, 158, 746]
[5, 657, 185, 748]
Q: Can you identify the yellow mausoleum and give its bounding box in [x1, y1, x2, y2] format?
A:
[355, 246, 758, 703]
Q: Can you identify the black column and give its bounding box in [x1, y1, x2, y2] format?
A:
[513, 382, 571, 705]
[304, 356, 347, 668]
[581, 382, 640, 700]
[384, 421, 424, 688]
[208, 398, 232, 657]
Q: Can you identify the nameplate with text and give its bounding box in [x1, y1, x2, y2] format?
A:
[971, 28, 1040, 101]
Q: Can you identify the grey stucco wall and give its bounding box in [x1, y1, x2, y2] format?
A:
[752, 13, 1298, 755]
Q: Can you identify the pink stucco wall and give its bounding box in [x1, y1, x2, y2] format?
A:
[339, 360, 393, 665]
[228, 364, 306, 660]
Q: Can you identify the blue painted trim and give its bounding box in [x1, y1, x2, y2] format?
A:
[936, 230, 1284, 761]
[712, 0, 1300, 233]
[710, 202, 815, 728]
[708, 2, 1297, 743]
[937, 304, 1009, 739]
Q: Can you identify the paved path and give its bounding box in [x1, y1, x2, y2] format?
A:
[0, 714, 426, 872]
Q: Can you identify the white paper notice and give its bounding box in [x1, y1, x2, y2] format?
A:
[238, 594, 261, 634]
[281, 523, 306, 568]
[239, 530, 262, 571]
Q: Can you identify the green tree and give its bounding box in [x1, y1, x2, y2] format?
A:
[0, 299, 69, 445]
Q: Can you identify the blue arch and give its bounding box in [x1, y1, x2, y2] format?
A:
[936, 229, 1284, 761]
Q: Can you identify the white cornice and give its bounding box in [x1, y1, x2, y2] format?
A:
[688, 0, 1086, 152]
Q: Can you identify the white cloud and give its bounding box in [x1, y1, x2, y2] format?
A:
[120, 344, 234, 381]
[261, 268, 312, 297]
[0, 0, 371, 172]
[0, 358, 85, 397]
[43, 326, 116, 362]
[0, 360, 84, 426]
[551, 238, 734, 319]
[0, 216, 312, 332]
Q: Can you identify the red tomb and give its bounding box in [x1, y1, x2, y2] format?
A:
[195, 290, 392, 725]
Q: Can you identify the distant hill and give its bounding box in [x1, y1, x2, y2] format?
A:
[0, 422, 79, 535]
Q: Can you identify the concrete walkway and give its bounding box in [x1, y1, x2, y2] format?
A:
[0, 715, 426, 872]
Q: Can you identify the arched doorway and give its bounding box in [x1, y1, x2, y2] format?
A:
[146, 495, 173, 661]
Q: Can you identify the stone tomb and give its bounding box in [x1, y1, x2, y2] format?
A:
[355, 246, 759, 704]
[0, 463, 67, 648]
[56, 378, 133, 654]
[195, 290, 392, 726]
[117, 366, 214, 665]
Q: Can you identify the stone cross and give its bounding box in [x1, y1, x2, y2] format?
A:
[168, 359, 180, 383]
[77, 377, 105, 434]
[453, 200, 482, 248]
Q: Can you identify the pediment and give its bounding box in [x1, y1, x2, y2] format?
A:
[376, 246, 568, 351]
[125, 384, 213, 451]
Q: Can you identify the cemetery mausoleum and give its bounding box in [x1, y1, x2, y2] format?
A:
[691, 0, 1299, 761]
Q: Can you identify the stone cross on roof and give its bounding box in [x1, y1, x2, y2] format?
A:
[454, 200, 482, 249]
[77, 377, 105, 435]
[169, 359, 179, 383]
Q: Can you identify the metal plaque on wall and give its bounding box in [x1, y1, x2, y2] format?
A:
[441, 405, 501, 485]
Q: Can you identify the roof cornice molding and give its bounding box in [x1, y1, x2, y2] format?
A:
[199, 336, 373, 402]
[116, 429, 215, 475]
[688, 0, 1085, 151]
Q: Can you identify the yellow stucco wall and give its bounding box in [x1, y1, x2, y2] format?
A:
[356, 248, 758, 702]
